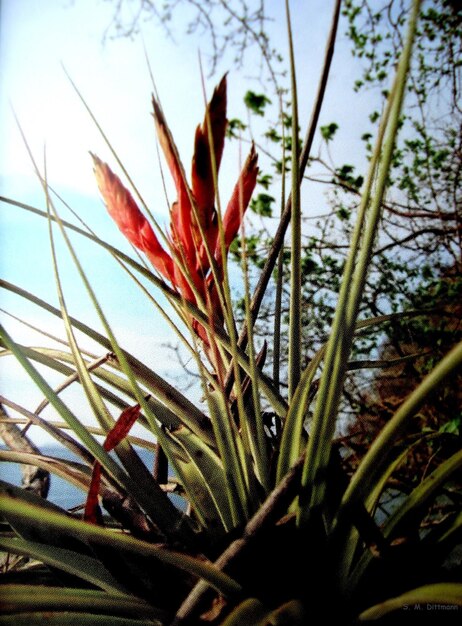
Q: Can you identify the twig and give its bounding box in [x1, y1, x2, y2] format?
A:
[27, 353, 113, 432]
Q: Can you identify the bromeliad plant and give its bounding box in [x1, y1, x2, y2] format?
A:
[0, 1, 461, 624]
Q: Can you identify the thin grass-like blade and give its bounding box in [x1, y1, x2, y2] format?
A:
[220, 598, 269, 625]
[0, 345, 125, 413]
[0, 395, 94, 464]
[0, 613, 158, 625]
[436, 510, 462, 547]
[0, 450, 92, 493]
[382, 449, 462, 541]
[0, 540, 127, 593]
[277, 346, 325, 482]
[207, 390, 250, 524]
[358, 583, 462, 621]
[285, 0, 302, 400]
[1, 268, 286, 420]
[0, 417, 156, 451]
[1, 279, 215, 441]
[46, 195, 180, 530]
[166, 434, 225, 532]
[170, 425, 234, 531]
[0, 493, 242, 597]
[278, 310, 429, 482]
[344, 446, 462, 594]
[0, 585, 161, 618]
[0, 326, 136, 495]
[0, 479, 92, 564]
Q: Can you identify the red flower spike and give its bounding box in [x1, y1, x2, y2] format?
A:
[92, 155, 175, 282]
[94, 78, 259, 347]
[84, 404, 141, 526]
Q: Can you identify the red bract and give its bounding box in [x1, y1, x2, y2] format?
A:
[92, 155, 175, 282]
[84, 404, 141, 525]
[93, 76, 258, 341]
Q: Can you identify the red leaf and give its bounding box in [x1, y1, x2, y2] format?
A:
[103, 404, 142, 452]
[84, 461, 103, 525]
[83, 404, 141, 525]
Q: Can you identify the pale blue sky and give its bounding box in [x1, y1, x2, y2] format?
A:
[0, 0, 376, 443]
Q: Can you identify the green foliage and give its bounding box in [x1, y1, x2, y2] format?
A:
[244, 91, 272, 116]
[250, 193, 275, 217]
[257, 173, 273, 189]
[334, 164, 364, 189]
[320, 122, 339, 142]
[226, 118, 247, 139]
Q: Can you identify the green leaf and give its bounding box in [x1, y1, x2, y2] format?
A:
[221, 598, 306, 625]
[1, 276, 287, 421]
[382, 449, 462, 541]
[257, 173, 273, 189]
[320, 122, 339, 141]
[207, 390, 251, 525]
[166, 434, 223, 531]
[0, 539, 127, 594]
[226, 118, 247, 138]
[297, 0, 423, 529]
[439, 415, 461, 435]
[244, 91, 271, 116]
[47, 210, 174, 530]
[0, 493, 242, 598]
[221, 598, 269, 625]
[0, 613, 157, 625]
[0, 585, 161, 619]
[250, 193, 275, 217]
[278, 312, 426, 484]
[0, 325, 187, 539]
[0, 450, 92, 494]
[340, 340, 462, 526]
[358, 583, 462, 621]
[267, 599, 306, 624]
[170, 425, 234, 531]
[0, 280, 215, 444]
[264, 128, 281, 143]
[285, 0, 302, 402]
